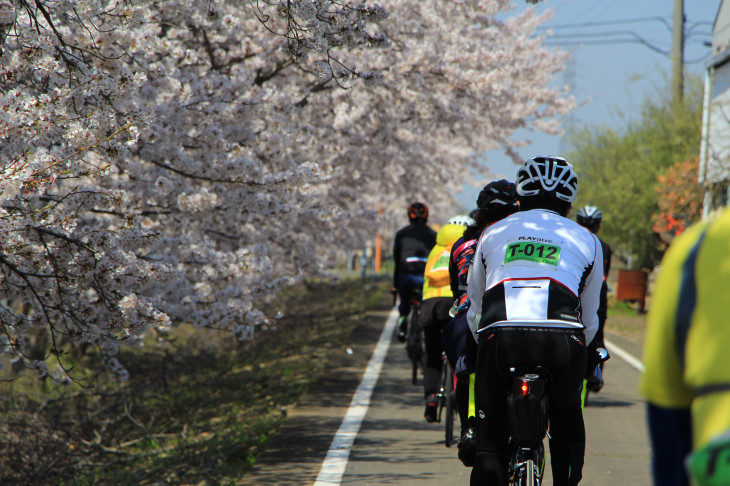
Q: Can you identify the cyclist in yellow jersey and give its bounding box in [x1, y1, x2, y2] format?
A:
[640, 207, 730, 486]
[420, 215, 472, 422]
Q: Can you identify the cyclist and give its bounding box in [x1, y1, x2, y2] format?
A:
[576, 205, 612, 393]
[421, 214, 472, 422]
[443, 179, 519, 466]
[467, 156, 604, 486]
[392, 202, 437, 342]
[640, 208, 730, 486]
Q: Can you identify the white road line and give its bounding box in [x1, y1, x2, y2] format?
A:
[313, 307, 399, 486]
[605, 338, 645, 372]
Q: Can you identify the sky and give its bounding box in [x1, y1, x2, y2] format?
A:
[458, 0, 721, 209]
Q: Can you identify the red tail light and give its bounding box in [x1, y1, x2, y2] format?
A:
[521, 381, 529, 396]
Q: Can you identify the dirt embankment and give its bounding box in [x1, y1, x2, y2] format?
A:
[0, 277, 390, 486]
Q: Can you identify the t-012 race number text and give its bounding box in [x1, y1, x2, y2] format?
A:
[504, 242, 561, 266]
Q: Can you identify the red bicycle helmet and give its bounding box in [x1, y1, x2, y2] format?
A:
[408, 202, 429, 221]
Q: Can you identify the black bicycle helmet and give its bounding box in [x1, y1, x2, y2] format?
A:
[577, 205, 603, 227]
[477, 179, 518, 210]
[407, 202, 429, 221]
[516, 156, 578, 203]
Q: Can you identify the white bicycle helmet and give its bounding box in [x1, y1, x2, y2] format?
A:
[577, 205, 603, 226]
[447, 214, 476, 227]
[516, 156, 578, 203]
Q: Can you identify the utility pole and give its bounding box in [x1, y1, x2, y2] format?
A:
[672, 0, 685, 107]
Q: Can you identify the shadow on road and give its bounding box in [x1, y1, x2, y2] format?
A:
[585, 397, 637, 408]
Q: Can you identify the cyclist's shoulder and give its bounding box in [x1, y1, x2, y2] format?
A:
[598, 237, 612, 254]
[397, 221, 433, 234]
[451, 236, 479, 258]
[436, 222, 466, 246]
[394, 223, 415, 239]
[395, 223, 436, 253]
[481, 209, 576, 236]
[659, 217, 717, 270]
[698, 208, 730, 248]
[411, 222, 437, 239]
[452, 235, 477, 253]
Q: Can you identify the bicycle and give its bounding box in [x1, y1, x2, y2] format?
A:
[404, 289, 423, 386]
[506, 348, 609, 485]
[437, 351, 457, 447]
[506, 367, 549, 486]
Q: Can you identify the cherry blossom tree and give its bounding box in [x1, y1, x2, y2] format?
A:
[0, 0, 571, 381]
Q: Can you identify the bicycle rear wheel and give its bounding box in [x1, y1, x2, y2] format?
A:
[444, 368, 455, 447]
[407, 305, 421, 385]
[437, 354, 449, 425]
[528, 444, 545, 486]
[411, 352, 418, 385]
[525, 459, 536, 486]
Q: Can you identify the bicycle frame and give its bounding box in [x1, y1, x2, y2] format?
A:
[506, 368, 549, 486]
[436, 352, 457, 447]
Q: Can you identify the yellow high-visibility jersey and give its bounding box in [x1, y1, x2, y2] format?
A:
[640, 208, 730, 448]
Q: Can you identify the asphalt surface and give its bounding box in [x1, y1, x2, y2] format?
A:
[241, 305, 651, 485]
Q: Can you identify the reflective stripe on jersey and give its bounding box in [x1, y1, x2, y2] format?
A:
[675, 231, 705, 370]
[476, 319, 584, 333]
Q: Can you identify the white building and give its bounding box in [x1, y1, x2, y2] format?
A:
[700, 1, 730, 215]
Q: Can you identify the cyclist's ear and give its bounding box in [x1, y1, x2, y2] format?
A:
[565, 205, 572, 217]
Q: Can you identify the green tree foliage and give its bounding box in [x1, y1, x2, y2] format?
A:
[566, 77, 703, 269]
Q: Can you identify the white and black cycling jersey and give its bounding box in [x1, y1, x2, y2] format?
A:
[466, 209, 603, 345]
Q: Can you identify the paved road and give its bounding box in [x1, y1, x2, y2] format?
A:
[241, 306, 651, 485]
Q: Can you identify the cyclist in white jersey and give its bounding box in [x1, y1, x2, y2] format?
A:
[466, 156, 603, 486]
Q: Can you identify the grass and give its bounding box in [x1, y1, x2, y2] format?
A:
[607, 299, 645, 317]
[0, 276, 390, 485]
[605, 295, 648, 347]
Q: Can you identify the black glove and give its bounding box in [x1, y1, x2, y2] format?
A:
[585, 346, 610, 378]
[455, 355, 474, 378]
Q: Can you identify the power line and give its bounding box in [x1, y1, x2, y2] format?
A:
[537, 16, 674, 32]
[536, 15, 712, 65]
[545, 39, 666, 55]
[545, 30, 711, 55]
[537, 16, 712, 32]
[547, 30, 710, 40]
[547, 30, 670, 55]
[544, 39, 710, 65]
